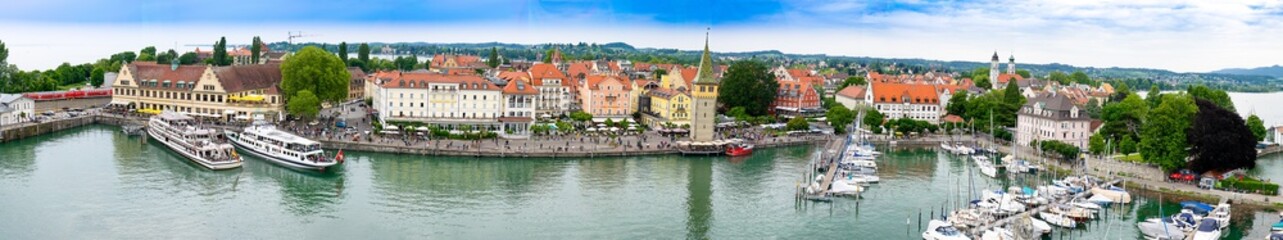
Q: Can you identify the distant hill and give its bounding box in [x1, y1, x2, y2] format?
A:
[1212, 65, 1283, 78]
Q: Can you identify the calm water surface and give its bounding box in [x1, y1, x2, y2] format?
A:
[1, 125, 1279, 239]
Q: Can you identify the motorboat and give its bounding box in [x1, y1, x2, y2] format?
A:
[843, 159, 878, 170]
[148, 111, 242, 170]
[1090, 186, 1133, 204]
[829, 180, 863, 196]
[1137, 220, 1188, 240]
[941, 143, 957, 152]
[1206, 203, 1231, 231]
[1048, 204, 1094, 221]
[980, 227, 1014, 240]
[949, 209, 992, 228]
[1191, 218, 1222, 240]
[922, 219, 971, 240]
[1029, 218, 1052, 234]
[1269, 232, 1283, 240]
[725, 143, 754, 157]
[840, 173, 880, 184]
[226, 119, 341, 171]
[1087, 194, 1116, 205]
[1038, 211, 1077, 228]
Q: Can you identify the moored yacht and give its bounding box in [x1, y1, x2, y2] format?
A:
[148, 111, 242, 170]
[226, 119, 341, 171]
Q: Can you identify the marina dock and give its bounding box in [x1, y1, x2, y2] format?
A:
[963, 179, 1124, 237]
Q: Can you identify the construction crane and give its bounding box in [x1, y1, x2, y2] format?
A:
[288, 31, 319, 44]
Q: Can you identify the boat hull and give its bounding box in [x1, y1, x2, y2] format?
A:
[227, 133, 337, 171]
[147, 128, 242, 170]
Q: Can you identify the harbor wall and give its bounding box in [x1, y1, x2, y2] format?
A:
[317, 138, 824, 158]
[0, 114, 139, 143]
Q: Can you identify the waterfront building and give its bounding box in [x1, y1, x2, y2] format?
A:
[866, 80, 953, 124]
[500, 75, 537, 138]
[528, 63, 573, 118]
[372, 72, 504, 132]
[110, 62, 290, 120]
[834, 85, 867, 109]
[690, 35, 720, 142]
[0, 94, 35, 126]
[640, 88, 691, 128]
[771, 66, 823, 117]
[1273, 126, 1283, 145]
[348, 67, 367, 101]
[628, 79, 657, 114]
[578, 75, 633, 121]
[1015, 92, 1092, 149]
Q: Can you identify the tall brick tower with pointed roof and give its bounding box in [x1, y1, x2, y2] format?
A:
[691, 31, 719, 142]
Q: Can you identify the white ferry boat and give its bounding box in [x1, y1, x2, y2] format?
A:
[225, 120, 341, 171]
[147, 111, 243, 170]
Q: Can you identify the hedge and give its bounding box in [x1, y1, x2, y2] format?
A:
[1220, 177, 1280, 196]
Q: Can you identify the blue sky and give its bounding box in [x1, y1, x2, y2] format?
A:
[2, 0, 1283, 72]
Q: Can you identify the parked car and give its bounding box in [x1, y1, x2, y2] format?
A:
[1170, 169, 1197, 182]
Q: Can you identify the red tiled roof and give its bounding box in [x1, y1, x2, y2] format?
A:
[996, 73, 1025, 84]
[567, 62, 592, 80]
[431, 54, 483, 69]
[378, 72, 497, 90]
[943, 115, 964, 123]
[584, 75, 632, 91]
[529, 63, 567, 86]
[836, 85, 866, 99]
[503, 77, 538, 95]
[870, 81, 941, 104]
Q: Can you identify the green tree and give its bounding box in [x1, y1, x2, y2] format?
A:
[1016, 69, 1031, 78]
[1139, 94, 1197, 171]
[1088, 134, 1106, 155]
[281, 46, 349, 104]
[1100, 93, 1147, 141]
[155, 49, 177, 64]
[1187, 99, 1259, 173]
[970, 67, 991, 89]
[786, 117, 809, 131]
[487, 47, 500, 68]
[358, 43, 371, 66]
[212, 37, 230, 66]
[178, 52, 198, 64]
[1146, 85, 1162, 108]
[862, 107, 885, 133]
[1048, 71, 1069, 85]
[569, 111, 593, 123]
[1003, 80, 1025, 106]
[1119, 135, 1137, 154]
[0, 40, 7, 63]
[251, 36, 262, 64]
[946, 90, 970, 117]
[138, 46, 157, 61]
[1186, 85, 1235, 112]
[1247, 114, 1267, 141]
[717, 60, 778, 116]
[543, 49, 555, 63]
[840, 76, 867, 89]
[337, 41, 348, 63]
[1085, 98, 1102, 119]
[727, 106, 750, 123]
[825, 105, 855, 133]
[287, 90, 321, 120]
[394, 55, 419, 71]
[1070, 71, 1091, 84]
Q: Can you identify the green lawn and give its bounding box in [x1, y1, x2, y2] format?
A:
[1118, 153, 1144, 163]
[56, 82, 90, 91]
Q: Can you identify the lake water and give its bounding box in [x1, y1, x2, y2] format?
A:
[0, 125, 1279, 239]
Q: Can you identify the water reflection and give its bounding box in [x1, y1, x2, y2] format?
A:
[686, 157, 712, 240]
[243, 158, 345, 217]
[368, 155, 568, 217]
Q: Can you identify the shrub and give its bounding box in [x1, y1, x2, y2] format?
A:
[1220, 177, 1279, 195]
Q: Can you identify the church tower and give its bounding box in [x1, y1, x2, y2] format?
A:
[989, 51, 999, 89]
[1007, 55, 1016, 75]
[691, 31, 719, 142]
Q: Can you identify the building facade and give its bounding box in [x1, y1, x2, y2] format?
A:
[373, 72, 503, 132]
[110, 62, 286, 120]
[1015, 93, 1093, 149]
[500, 76, 537, 138]
[578, 75, 632, 120]
[0, 94, 35, 126]
[528, 63, 572, 118]
[771, 67, 823, 117]
[835, 85, 867, 109]
[866, 81, 952, 124]
[641, 88, 691, 128]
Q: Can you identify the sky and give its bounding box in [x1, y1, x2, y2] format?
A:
[2, 0, 1282, 72]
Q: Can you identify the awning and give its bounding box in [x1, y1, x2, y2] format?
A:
[223, 110, 236, 115]
[108, 99, 132, 105]
[416, 126, 430, 131]
[234, 115, 251, 120]
[240, 95, 265, 102]
[384, 125, 399, 130]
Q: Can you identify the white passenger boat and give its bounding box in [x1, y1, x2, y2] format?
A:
[226, 119, 342, 171]
[148, 111, 242, 170]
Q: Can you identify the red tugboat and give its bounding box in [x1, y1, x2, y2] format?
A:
[725, 143, 754, 157]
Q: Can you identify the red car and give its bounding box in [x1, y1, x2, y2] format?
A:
[1169, 170, 1196, 182]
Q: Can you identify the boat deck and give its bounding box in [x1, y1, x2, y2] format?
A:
[964, 179, 1124, 237]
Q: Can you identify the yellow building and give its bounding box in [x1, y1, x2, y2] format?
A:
[640, 88, 691, 128]
[110, 62, 287, 120]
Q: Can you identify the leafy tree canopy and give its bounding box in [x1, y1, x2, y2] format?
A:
[281, 46, 349, 103]
[1187, 99, 1257, 173]
[1139, 94, 1197, 171]
[287, 90, 321, 120]
[717, 60, 778, 116]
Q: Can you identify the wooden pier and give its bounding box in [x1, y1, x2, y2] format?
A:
[963, 179, 1124, 237]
